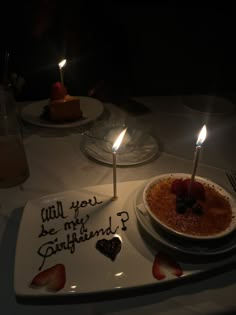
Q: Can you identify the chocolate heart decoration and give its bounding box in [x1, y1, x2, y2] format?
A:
[96, 237, 121, 261]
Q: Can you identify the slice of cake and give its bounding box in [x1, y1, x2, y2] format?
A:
[48, 82, 82, 123]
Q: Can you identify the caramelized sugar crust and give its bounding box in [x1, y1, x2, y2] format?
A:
[146, 178, 232, 236]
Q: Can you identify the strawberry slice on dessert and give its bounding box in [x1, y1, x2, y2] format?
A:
[152, 252, 183, 280]
[31, 264, 66, 292]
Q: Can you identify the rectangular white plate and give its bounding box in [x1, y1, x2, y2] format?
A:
[14, 180, 236, 298]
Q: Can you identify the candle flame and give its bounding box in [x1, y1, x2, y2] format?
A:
[196, 125, 207, 146]
[112, 128, 127, 152]
[58, 59, 67, 69]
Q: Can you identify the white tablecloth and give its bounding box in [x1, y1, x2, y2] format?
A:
[0, 96, 236, 314]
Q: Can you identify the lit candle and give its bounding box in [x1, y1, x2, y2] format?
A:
[189, 125, 207, 196]
[58, 59, 67, 85]
[111, 128, 127, 200]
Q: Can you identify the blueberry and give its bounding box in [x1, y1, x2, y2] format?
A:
[176, 197, 186, 213]
[185, 198, 196, 207]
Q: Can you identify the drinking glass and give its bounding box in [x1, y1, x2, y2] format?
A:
[0, 86, 29, 188]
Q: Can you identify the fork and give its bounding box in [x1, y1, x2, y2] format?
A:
[226, 171, 236, 192]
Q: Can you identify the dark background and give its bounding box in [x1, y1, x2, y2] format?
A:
[1, 1, 236, 101]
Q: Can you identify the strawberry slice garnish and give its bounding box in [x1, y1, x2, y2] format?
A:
[152, 257, 166, 280]
[31, 264, 66, 292]
[152, 252, 183, 280]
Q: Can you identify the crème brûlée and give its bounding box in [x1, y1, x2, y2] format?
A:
[49, 82, 82, 123]
[146, 177, 233, 237]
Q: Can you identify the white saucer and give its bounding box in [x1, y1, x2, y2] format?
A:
[21, 97, 104, 128]
[82, 126, 159, 166]
[134, 181, 236, 257]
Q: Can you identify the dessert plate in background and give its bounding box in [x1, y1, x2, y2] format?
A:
[20, 97, 104, 128]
